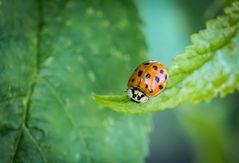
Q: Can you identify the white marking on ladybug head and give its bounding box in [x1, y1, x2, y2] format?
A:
[127, 88, 149, 103]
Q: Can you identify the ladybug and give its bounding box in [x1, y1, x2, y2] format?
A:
[127, 61, 168, 103]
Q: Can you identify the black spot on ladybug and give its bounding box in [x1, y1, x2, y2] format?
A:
[132, 89, 135, 97]
[155, 76, 160, 83]
[137, 96, 141, 100]
[150, 89, 154, 93]
[145, 84, 148, 88]
[145, 73, 150, 79]
[153, 65, 158, 70]
[160, 69, 164, 74]
[144, 62, 150, 65]
[138, 70, 143, 77]
[131, 78, 135, 82]
[165, 74, 167, 80]
[159, 85, 163, 90]
[141, 94, 145, 98]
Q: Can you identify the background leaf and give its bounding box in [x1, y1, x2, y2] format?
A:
[0, 0, 151, 162]
[94, 1, 239, 114]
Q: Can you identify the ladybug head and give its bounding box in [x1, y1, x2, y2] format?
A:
[127, 87, 149, 103]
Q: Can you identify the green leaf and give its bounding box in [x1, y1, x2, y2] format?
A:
[0, 0, 151, 162]
[94, 1, 239, 114]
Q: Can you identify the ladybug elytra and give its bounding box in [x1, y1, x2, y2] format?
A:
[127, 61, 168, 103]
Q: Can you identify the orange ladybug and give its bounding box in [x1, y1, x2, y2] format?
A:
[127, 61, 168, 103]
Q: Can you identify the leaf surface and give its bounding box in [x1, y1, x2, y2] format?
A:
[0, 0, 151, 162]
[94, 2, 239, 114]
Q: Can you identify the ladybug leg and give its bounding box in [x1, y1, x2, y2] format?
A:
[123, 88, 128, 93]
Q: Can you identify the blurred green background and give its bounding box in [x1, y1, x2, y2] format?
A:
[135, 0, 239, 163]
[1, 0, 238, 162]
